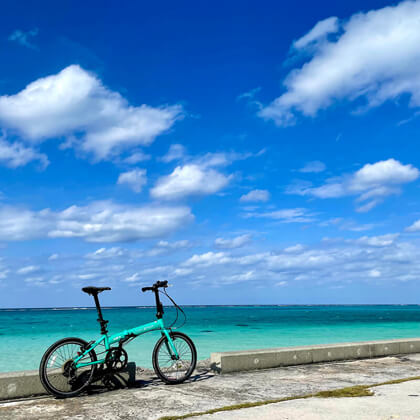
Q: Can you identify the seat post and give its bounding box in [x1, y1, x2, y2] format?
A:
[92, 293, 108, 335]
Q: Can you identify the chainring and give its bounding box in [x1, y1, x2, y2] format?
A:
[105, 347, 128, 372]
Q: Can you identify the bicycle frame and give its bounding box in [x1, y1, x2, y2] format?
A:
[73, 317, 179, 368]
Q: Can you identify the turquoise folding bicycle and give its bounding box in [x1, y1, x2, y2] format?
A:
[39, 281, 197, 398]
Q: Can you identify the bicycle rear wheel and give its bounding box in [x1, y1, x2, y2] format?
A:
[152, 331, 197, 384]
[39, 337, 97, 398]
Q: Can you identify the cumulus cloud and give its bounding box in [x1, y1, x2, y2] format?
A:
[293, 17, 339, 50]
[85, 247, 125, 259]
[161, 144, 187, 163]
[298, 161, 326, 173]
[0, 136, 48, 169]
[0, 201, 193, 242]
[8, 28, 39, 49]
[288, 159, 419, 212]
[17, 265, 40, 275]
[240, 189, 270, 203]
[6, 231, 420, 294]
[123, 151, 151, 164]
[0, 65, 182, 160]
[150, 164, 231, 200]
[406, 219, 420, 232]
[260, 1, 420, 125]
[151, 149, 264, 201]
[353, 233, 399, 247]
[183, 251, 232, 267]
[147, 239, 192, 256]
[214, 234, 252, 249]
[117, 168, 147, 193]
[175, 233, 420, 287]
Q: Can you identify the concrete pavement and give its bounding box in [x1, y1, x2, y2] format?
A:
[196, 379, 420, 419]
[2, 354, 420, 419]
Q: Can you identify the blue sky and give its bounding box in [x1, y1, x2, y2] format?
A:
[1, 0, 420, 307]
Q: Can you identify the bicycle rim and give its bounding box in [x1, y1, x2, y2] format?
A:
[42, 339, 96, 396]
[154, 334, 195, 382]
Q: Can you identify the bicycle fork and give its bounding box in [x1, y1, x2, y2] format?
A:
[162, 329, 180, 360]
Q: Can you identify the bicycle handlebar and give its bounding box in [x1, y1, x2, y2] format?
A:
[142, 280, 168, 293]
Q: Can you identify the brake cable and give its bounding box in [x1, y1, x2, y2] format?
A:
[159, 289, 187, 330]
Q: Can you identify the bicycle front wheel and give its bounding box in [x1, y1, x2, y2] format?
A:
[152, 331, 197, 384]
[39, 337, 97, 398]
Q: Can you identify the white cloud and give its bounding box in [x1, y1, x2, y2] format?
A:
[368, 269, 381, 278]
[244, 208, 315, 223]
[0, 136, 48, 169]
[293, 17, 339, 50]
[0, 201, 193, 242]
[237, 87, 261, 101]
[215, 234, 252, 249]
[406, 219, 420, 232]
[320, 217, 376, 232]
[8, 230, 420, 293]
[172, 267, 193, 277]
[288, 159, 419, 212]
[125, 273, 141, 282]
[17, 265, 40, 275]
[172, 232, 420, 287]
[222, 270, 257, 284]
[48, 253, 59, 261]
[151, 164, 231, 200]
[161, 144, 187, 163]
[152, 149, 252, 201]
[77, 273, 99, 280]
[86, 247, 125, 259]
[284, 244, 305, 253]
[147, 239, 191, 256]
[354, 233, 399, 247]
[260, 1, 420, 125]
[123, 151, 151, 164]
[183, 252, 232, 267]
[152, 148, 265, 200]
[0, 65, 182, 160]
[8, 28, 38, 49]
[117, 168, 147, 193]
[298, 161, 326, 173]
[240, 189, 270, 203]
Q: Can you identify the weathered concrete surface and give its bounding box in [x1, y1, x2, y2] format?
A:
[211, 338, 420, 373]
[196, 379, 420, 419]
[0, 362, 136, 400]
[3, 339, 420, 400]
[2, 354, 420, 419]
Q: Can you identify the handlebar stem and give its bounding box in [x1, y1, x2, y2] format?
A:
[154, 289, 164, 319]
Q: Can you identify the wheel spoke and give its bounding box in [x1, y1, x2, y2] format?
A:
[42, 339, 96, 397]
[155, 334, 195, 383]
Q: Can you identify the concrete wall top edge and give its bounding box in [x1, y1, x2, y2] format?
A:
[211, 338, 420, 358]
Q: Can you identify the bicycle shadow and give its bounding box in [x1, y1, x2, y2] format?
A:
[85, 363, 214, 396]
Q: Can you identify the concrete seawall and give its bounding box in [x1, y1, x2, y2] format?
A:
[210, 338, 420, 374]
[0, 362, 136, 401]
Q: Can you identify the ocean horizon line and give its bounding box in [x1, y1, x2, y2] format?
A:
[1, 303, 420, 311]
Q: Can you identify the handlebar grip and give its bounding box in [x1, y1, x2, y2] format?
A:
[142, 286, 153, 292]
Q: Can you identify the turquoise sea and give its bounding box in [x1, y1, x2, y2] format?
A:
[1, 305, 420, 373]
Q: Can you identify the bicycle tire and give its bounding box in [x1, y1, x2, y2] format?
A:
[39, 337, 97, 398]
[152, 331, 197, 384]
